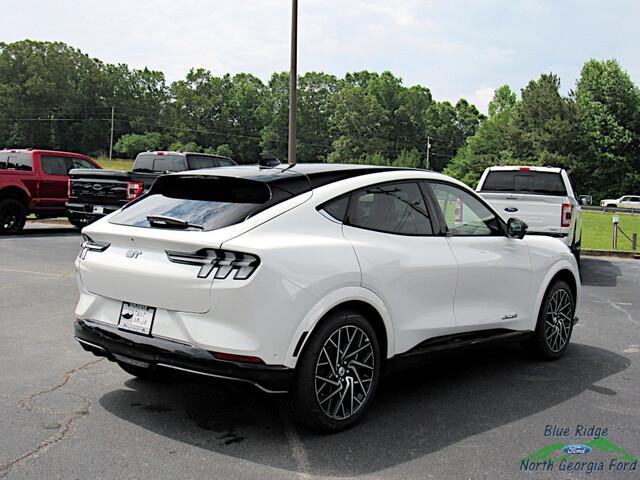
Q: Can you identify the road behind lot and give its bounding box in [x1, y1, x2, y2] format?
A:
[0, 228, 639, 480]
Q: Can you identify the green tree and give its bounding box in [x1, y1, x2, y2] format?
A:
[394, 148, 421, 168]
[573, 59, 640, 199]
[114, 132, 163, 158]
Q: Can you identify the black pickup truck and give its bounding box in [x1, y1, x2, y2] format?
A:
[66, 151, 236, 225]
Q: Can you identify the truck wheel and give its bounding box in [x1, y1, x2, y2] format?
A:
[68, 217, 88, 229]
[290, 309, 381, 432]
[0, 198, 27, 234]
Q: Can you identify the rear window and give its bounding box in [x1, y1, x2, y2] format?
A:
[481, 170, 567, 196]
[109, 177, 272, 231]
[0, 153, 32, 171]
[186, 155, 217, 170]
[133, 153, 186, 173]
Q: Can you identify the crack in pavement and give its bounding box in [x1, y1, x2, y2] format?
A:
[0, 359, 104, 478]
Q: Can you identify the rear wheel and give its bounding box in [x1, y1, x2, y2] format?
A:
[117, 362, 172, 381]
[0, 198, 27, 234]
[523, 280, 575, 360]
[291, 309, 381, 432]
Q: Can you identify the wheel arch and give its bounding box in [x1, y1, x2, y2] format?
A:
[0, 185, 30, 208]
[533, 262, 580, 324]
[283, 286, 394, 368]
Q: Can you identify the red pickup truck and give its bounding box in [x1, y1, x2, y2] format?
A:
[0, 149, 101, 233]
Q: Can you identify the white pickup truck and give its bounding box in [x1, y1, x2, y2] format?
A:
[476, 166, 584, 261]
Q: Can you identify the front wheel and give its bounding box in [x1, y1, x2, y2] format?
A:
[290, 309, 381, 432]
[523, 280, 575, 360]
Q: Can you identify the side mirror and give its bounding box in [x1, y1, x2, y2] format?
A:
[507, 218, 528, 239]
[579, 195, 592, 206]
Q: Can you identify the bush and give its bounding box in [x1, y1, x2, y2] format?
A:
[114, 132, 163, 158]
[393, 148, 421, 168]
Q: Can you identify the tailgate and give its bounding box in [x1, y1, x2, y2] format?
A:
[480, 192, 566, 233]
[77, 223, 243, 314]
[69, 169, 130, 204]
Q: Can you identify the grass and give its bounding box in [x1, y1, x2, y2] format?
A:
[582, 210, 640, 251]
[94, 156, 134, 171]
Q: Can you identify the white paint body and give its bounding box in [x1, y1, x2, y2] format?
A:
[76, 170, 580, 368]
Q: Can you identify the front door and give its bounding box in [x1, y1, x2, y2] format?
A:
[37, 154, 72, 210]
[427, 181, 532, 331]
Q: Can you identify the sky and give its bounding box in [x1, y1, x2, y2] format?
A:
[3, 0, 640, 113]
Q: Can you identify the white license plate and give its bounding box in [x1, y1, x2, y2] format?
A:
[92, 206, 104, 214]
[118, 302, 156, 335]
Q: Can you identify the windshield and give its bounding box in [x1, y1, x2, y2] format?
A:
[481, 171, 567, 196]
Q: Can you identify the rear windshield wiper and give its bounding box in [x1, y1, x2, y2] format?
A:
[146, 215, 204, 230]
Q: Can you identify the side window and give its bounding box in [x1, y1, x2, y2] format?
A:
[71, 157, 95, 169]
[430, 182, 502, 237]
[217, 158, 235, 167]
[0, 153, 33, 171]
[41, 155, 72, 175]
[319, 196, 349, 222]
[346, 182, 433, 235]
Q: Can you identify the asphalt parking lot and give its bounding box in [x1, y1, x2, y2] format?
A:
[1, 224, 639, 479]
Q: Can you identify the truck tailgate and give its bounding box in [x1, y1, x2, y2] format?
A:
[479, 192, 566, 233]
[69, 169, 131, 204]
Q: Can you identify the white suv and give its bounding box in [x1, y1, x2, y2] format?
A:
[74, 164, 580, 431]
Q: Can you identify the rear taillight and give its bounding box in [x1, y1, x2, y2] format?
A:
[79, 234, 110, 259]
[67, 178, 72, 198]
[561, 203, 573, 227]
[166, 249, 260, 280]
[126, 182, 144, 200]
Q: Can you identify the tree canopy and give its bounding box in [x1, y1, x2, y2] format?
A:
[1, 40, 639, 199]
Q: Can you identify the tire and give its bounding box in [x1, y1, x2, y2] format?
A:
[290, 309, 381, 432]
[571, 242, 581, 267]
[0, 198, 27, 234]
[117, 362, 172, 381]
[68, 217, 88, 229]
[522, 280, 575, 360]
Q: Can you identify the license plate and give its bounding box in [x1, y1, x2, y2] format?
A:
[92, 206, 104, 214]
[118, 302, 156, 335]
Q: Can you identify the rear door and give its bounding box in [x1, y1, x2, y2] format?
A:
[340, 180, 458, 354]
[428, 181, 533, 330]
[38, 154, 73, 209]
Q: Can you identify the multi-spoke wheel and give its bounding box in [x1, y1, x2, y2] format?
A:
[291, 309, 381, 432]
[0, 198, 26, 234]
[314, 325, 375, 421]
[523, 279, 575, 360]
[544, 288, 573, 352]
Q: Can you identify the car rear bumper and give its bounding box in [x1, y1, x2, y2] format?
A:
[74, 319, 293, 393]
[66, 202, 124, 221]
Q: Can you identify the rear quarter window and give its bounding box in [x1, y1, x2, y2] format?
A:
[481, 171, 567, 196]
[0, 153, 33, 171]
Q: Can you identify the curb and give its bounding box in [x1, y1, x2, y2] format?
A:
[582, 249, 640, 259]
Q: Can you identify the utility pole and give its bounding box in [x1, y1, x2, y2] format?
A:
[109, 106, 115, 160]
[425, 136, 431, 170]
[287, 0, 298, 164]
